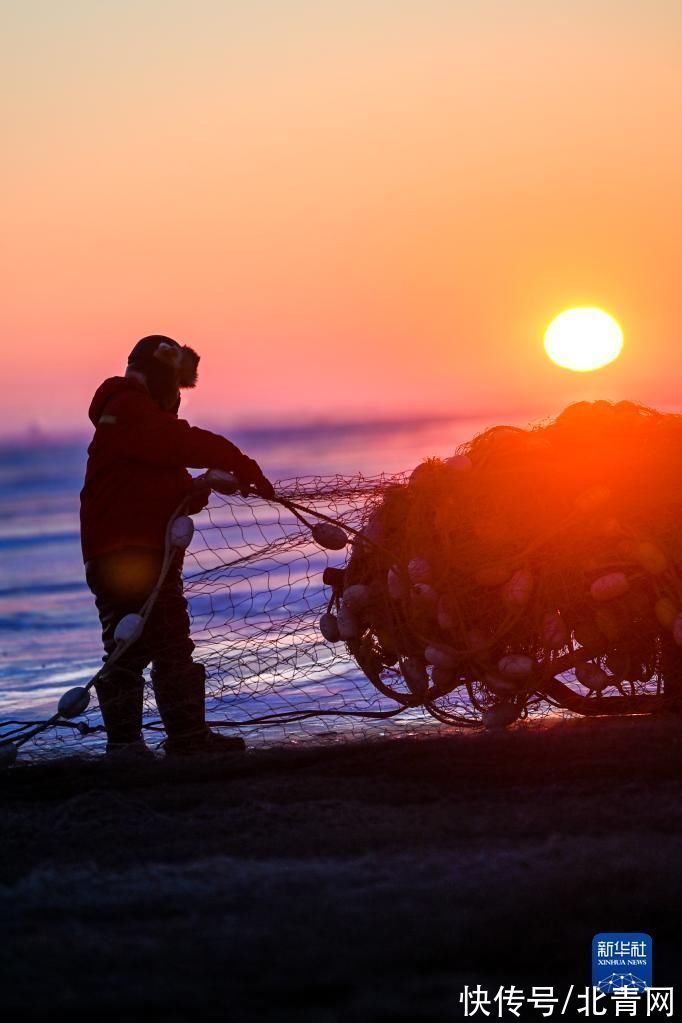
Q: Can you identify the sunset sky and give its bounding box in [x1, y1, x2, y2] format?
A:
[2, 1, 681, 435]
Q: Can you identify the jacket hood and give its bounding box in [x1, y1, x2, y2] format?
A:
[88, 376, 147, 426]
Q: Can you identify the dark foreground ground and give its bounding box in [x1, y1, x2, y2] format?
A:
[1, 716, 681, 1022]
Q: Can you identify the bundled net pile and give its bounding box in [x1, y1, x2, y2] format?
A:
[3, 400, 682, 761]
[331, 400, 682, 728]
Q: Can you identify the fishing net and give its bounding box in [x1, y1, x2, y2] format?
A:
[3, 400, 682, 763]
[180, 472, 417, 741]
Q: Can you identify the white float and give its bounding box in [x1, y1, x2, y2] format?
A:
[498, 654, 535, 679]
[590, 572, 629, 602]
[408, 558, 432, 584]
[402, 657, 429, 697]
[341, 584, 371, 611]
[319, 613, 341, 643]
[114, 613, 144, 645]
[170, 515, 195, 549]
[424, 643, 459, 670]
[205, 469, 240, 495]
[576, 661, 609, 692]
[58, 687, 91, 719]
[312, 523, 348, 550]
[481, 703, 519, 729]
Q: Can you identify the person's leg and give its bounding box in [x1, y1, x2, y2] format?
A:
[147, 554, 206, 742]
[148, 555, 244, 753]
[86, 550, 160, 746]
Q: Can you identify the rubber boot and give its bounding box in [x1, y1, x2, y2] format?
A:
[151, 660, 208, 746]
[152, 661, 246, 755]
[94, 667, 145, 745]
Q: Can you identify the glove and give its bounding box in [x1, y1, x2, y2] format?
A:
[233, 455, 275, 500]
[186, 478, 212, 514]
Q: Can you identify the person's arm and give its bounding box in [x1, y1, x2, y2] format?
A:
[103, 389, 274, 496]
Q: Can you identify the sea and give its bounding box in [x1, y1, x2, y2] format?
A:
[0, 412, 521, 754]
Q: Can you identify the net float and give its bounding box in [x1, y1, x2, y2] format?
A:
[424, 643, 459, 670]
[576, 661, 609, 692]
[445, 454, 472, 472]
[497, 654, 535, 679]
[541, 612, 568, 650]
[501, 569, 533, 607]
[409, 460, 441, 486]
[337, 605, 360, 641]
[114, 613, 144, 645]
[204, 469, 240, 495]
[341, 584, 371, 611]
[57, 686, 91, 719]
[484, 671, 518, 696]
[322, 566, 345, 593]
[408, 557, 432, 584]
[319, 613, 341, 643]
[311, 523, 348, 550]
[402, 657, 429, 697]
[170, 515, 195, 550]
[590, 572, 629, 602]
[636, 541, 667, 575]
[481, 703, 519, 729]
[655, 597, 677, 630]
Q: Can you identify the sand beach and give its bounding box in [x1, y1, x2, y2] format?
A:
[2, 715, 680, 1021]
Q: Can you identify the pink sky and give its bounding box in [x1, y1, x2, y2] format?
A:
[2, 2, 681, 434]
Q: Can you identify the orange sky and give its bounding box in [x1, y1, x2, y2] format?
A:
[2, 1, 681, 434]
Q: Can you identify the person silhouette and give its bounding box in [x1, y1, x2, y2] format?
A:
[80, 335, 274, 756]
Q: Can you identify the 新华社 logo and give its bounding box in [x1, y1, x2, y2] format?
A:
[592, 932, 653, 991]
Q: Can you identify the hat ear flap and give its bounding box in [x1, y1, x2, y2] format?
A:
[178, 346, 200, 387]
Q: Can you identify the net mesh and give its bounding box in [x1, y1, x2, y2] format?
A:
[3, 400, 682, 761]
[181, 472, 417, 742]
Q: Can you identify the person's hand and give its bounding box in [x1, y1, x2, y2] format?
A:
[234, 456, 276, 500]
[186, 478, 212, 513]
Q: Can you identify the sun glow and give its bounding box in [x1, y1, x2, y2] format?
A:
[544, 308, 623, 372]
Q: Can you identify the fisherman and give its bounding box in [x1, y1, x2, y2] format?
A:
[80, 335, 275, 757]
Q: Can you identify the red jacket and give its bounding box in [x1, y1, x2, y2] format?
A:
[80, 377, 246, 562]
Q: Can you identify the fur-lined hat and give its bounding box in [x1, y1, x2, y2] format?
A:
[127, 335, 200, 411]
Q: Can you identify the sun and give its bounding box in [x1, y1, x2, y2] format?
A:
[544, 308, 623, 372]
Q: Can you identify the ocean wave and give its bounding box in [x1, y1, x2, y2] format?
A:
[0, 531, 80, 550]
[0, 580, 88, 598]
